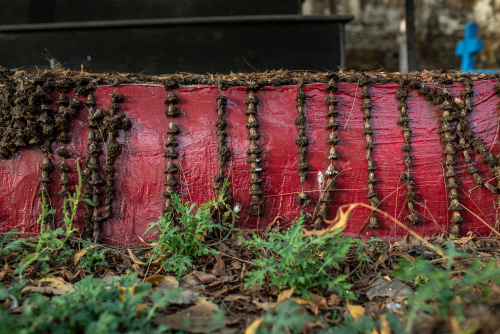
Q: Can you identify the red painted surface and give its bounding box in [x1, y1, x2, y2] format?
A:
[1, 81, 499, 245]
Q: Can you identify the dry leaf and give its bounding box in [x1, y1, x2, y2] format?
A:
[135, 303, 149, 313]
[155, 304, 224, 333]
[328, 294, 342, 306]
[263, 216, 282, 237]
[192, 271, 217, 283]
[380, 314, 391, 334]
[195, 296, 219, 312]
[73, 244, 99, 264]
[0, 260, 9, 282]
[22, 286, 71, 296]
[127, 249, 146, 265]
[346, 300, 366, 320]
[245, 318, 264, 334]
[39, 277, 76, 293]
[211, 254, 225, 276]
[304, 204, 356, 237]
[224, 294, 250, 302]
[295, 294, 327, 316]
[253, 287, 295, 311]
[145, 275, 165, 283]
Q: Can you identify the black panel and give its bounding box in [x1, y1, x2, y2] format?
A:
[0, 16, 351, 74]
[1, 0, 301, 25]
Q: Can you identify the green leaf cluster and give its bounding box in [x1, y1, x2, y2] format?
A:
[78, 240, 109, 272]
[394, 242, 500, 331]
[241, 217, 353, 297]
[145, 192, 230, 279]
[0, 272, 181, 334]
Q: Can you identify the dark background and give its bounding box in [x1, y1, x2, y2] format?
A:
[0, 0, 352, 74]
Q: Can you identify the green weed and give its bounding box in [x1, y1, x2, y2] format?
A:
[241, 217, 353, 297]
[145, 192, 233, 279]
[78, 240, 109, 272]
[394, 241, 500, 332]
[0, 272, 181, 334]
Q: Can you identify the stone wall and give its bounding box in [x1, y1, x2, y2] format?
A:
[302, 0, 500, 72]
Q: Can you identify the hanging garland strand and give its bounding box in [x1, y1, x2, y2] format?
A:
[245, 81, 264, 217]
[455, 77, 498, 196]
[81, 92, 104, 241]
[437, 87, 464, 238]
[101, 91, 130, 224]
[313, 79, 340, 229]
[163, 89, 181, 214]
[213, 81, 233, 212]
[360, 78, 381, 229]
[396, 77, 419, 225]
[294, 80, 313, 223]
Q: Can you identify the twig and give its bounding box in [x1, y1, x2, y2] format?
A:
[263, 187, 368, 198]
[459, 204, 500, 238]
[343, 83, 358, 129]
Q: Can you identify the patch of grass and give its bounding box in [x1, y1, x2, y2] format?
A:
[394, 241, 500, 331]
[145, 191, 234, 279]
[240, 216, 353, 298]
[0, 272, 181, 334]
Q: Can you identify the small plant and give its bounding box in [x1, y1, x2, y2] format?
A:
[350, 237, 382, 275]
[0, 272, 181, 333]
[57, 248, 74, 271]
[145, 192, 231, 279]
[79, 240, 108, 272]
[241, 217, 353, 297]
[26, 160, 90, 265]
[256, 300, 312, 334]
[394, 241, 500, 332]
[0, 229, 25, 262]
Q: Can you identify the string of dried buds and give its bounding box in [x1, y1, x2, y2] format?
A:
[360, 79, 381, 229]
[81, 92, 105, 241]
[313, 79, 341, 229]
[55, 92, 81, 209]
[294, 81, 313, 223]
[437, 87, 463, 238]
[245, 81, 264, 217]
[454, 78, 498, 197]
[213, 82, 233, 211]
[396, 78, 419, 225]
[163, 89, 181, 215]
[101, 91, 130, 225]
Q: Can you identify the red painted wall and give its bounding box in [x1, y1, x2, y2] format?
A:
[1, 82, 499, 245]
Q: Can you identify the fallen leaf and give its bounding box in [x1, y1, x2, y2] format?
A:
[380, 314, 390, 334]
[22, 286, 71, 296]
[195, 296, 219, 312]
[73, 244, 99, 264]
[328, 294, 342, 306]
[366, 277, 414, 302]
[192, 271, 217, 283]
[224, 294, 250, 302]
[295, 294, 327, 316]
[211, 253, 225, 276]
[0, 260, 9, 282]
[304, 204, 356, 237]
[157, 276, 179, 290]
[262, 216, 282, 237]
[346, 300, 365, 320]
[135, 303, 149, 313]
[245, 318, 264, 334]
[231, 260, 242, 269]
[127, 249, 146, 265]
[155, 304, 224, 333]
[145, 275, 165, 283]
[253, 287, 295, 311]
[39, 277, 76, 293]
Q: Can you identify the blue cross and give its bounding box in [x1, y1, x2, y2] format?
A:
[455, 22, 483, 71]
